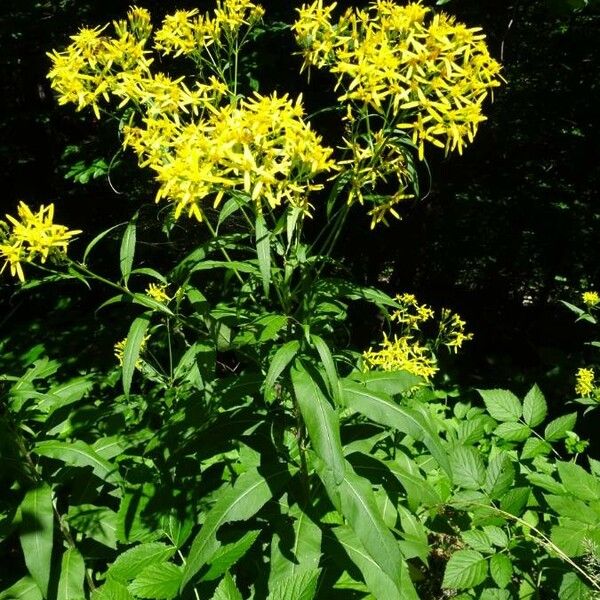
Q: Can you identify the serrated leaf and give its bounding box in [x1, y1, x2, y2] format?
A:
[544, 495, 599, 524]
[68, 504, 117, 549]
[343, 381, 450, 476]
[57, 548, 85, 600]
[120, 214, 137, 284]
[291, 362, 345, 485]
[527, 472, 565, 495]
[559, 572, 592, 600]
[522, 384, 547, 427]
[264, 341, 300, 401]
[493, 422, 531, 442]
[451, 446, 485, 490]
[485, 454, 515, 499]
[544, 413, 577, 442]
[267, 568, 320, 600]
[499, 487, 529, 516]
[557, 461, 600, 501]
[129, 563, 182, 599]
[0, 577, 42, 600]
[122, 314, 150, 397]
[480, 588, 511, 600]
[483, 526, 508, 548]
[107, 543, 176, 584]
[256, 214, 271, 297]
[521, 438, 551, 459]
[182, 467, 288, 590]
[91, 579, 131, 600]
[19, 485, 54, 596]
[443, 549, 488, 590]
[461, 530, 492, 553]
[551, 519, 591, 556]
[160, 513, 193, 549]
[203, 530, 260, 581]
[34, 440, 121, 485]
[478, 389, 522, 422]
[489, 554, 512, 589]
[211, 573, 242, 600]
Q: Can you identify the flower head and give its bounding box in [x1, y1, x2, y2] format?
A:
[146, 282, 171, 303]
[575, 367, 595, 397]
[582, 291, 600, 308]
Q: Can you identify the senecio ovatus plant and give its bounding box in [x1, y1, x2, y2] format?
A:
[5, 2, 597, 600]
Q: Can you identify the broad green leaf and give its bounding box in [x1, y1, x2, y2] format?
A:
[116, 486, 161, 544]
[129, 563, 182, 599]
[0, 577, 42, 600]
[203, 530, 260, 581]
[489, 554, 512, 589]
[527, 472, 565, 495]
[182, 467, 288, 590]
[450, 446, 486, 490]
[480, 589, 511, 600]
[384, 454, 441, 509]
[270, 506, 322, 588]
[522, 384, 547, 427]
[68, 504, 118, 549]
[91, 580, 132, 600]
[485, 453, 515, 499]
[347, 370, 423, 396]
[544, 413, 577, 442]
[37, 377, 93, 414]
[442, 550, 488, 590]
[122, 314, 150, 397]
[396, 505, 429, 562]
[521, 438, 551, 460]
[557, 461, 600, 501]
[57, 548, 85, 600]
[342, 381, 450, 475]
[461, 530, 493, 553]
[34, 440, 121, 485]
[256, 213, 271, 297]
[19, 485, 54, 597]
[483, 526, 508, 548]
[267, 569, 320, 600]
[107, 543, 176, 584]
[559, 572, 592, 600]
[311, 335, 342, 406]
[478, 389, 522, 422]
[551, 519, 591, 556]
[264, 341, 300, 401]
[499, 487, 530, 516]
[544, 495, 599, 524]
[211, 573, 242, 600]
[291, 362, 345, 485]
[493, 422, 531, 442]
[160, 513, 194, 549]
[120, 213, 137, 285]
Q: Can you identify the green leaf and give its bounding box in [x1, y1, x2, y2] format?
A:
[522, 384, 547, 427]
[348, 370, 423, 396]
[107, 543, 176, 584]
[489, 554, 512, 589]
[544, 494, 599, 524]
[264, 341, 300, 401]
[551, 519, 591, 556]
[256, 214, 271, 297]
[311, 335, 342, 406]
[342, 381, 451, 476]
[267, 569, 320, 600]
[461, 530, 492, 553]
[19, 485, 54, 597]
[91, 580, 132, 600]
[34, 440, 121, 485]
[478, 389, 522, 422]
[182, 467, 288, 590]
[131, 293, 174, 316]
[57, 548, 85, 600]
[83, 222, 125, 265]
[0, 577, 43, 600]
[499, 487, 530, 516]
[38, 377, 93, 415]
[211, 573, 242, 600]
[203, 530, 260, 581]
[450, 446, 486, 490]
[122, 314, 150, 397]
[557, 461, 600, 501]
[270, 506, 322, 587]
[333, 526, 402, 600]
[544, 413, 577, 442]
[559, 572, 592, 600]
[68, 504, 118, 549]
[384, 453, 441, 509]
[291, 362, 346, 485]
[493, 422, 531, 442]
[484, 454, 515, 499]
[120, 213, 137, 285]
[160, 513, 194, 549]
[129, 563, 182, 599]
[442, 550, 488, 590]
[521, 438, 551, 459]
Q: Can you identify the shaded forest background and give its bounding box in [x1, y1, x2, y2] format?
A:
[0, 0, 599, 410]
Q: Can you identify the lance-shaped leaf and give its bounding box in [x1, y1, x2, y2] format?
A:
[264, 341, 300, 402]
[19, 485, 54, 597]
[342, 381, 450, 475]
[291, 362, 345, 485]
[122, 314, 150, 397]
[256, 214, 271, 297]
[181, 466, 288, 590]
[119, 213, 137, 285]
[57, 548, 85, 600]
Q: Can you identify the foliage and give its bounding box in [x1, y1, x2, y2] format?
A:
[0, 1, 599, 600]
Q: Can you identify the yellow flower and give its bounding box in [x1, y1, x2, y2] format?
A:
[582, 291, 600, 307]
[114, 335, 150, 368]
[575, 367, 595, 397]
[0, 202, 81, 282]
[146, 283, 171, 303]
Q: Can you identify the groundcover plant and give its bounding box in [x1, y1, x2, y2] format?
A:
[2, 1, 600, 599]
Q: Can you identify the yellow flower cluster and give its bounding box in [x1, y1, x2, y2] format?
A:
[114, 335, 150, 368]
[146, 283, 171, 303]
[293, 0, 503, 160]
[123, 93, 335, 220]
[363, 292, 472, 379]
[582, 291, 600, 308]
[575, 367, 595, 397]
[0, 202, 81, 282]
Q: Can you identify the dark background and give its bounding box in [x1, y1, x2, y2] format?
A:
[1, 0, 599, 410]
